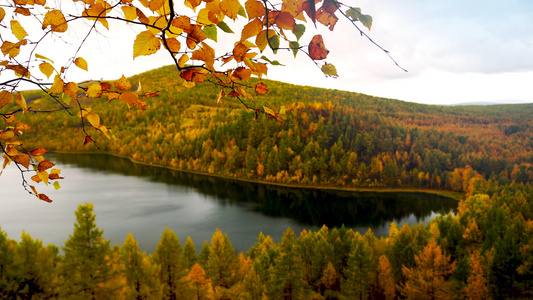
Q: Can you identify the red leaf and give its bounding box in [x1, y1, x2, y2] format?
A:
[38, 194, 52, 203]
[83, 135, 93, 145]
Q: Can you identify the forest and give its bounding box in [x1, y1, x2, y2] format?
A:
[1, 66, 533, 299]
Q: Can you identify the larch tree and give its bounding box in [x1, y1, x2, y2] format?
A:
[0, 0, 403, 201]
[400, 239, 457, 300]
[151, 226, 191, 299]
[61, 202, 115, 299]
[120, 232, 162, 299]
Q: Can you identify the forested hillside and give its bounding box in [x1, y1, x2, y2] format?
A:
[20, 65, 533, 194]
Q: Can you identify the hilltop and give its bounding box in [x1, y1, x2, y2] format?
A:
[20, 65, 533, 194]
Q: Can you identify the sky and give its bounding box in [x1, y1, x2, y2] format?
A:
[9, 0, 533, 105]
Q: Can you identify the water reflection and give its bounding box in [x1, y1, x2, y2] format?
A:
[52, 153, 457, 229]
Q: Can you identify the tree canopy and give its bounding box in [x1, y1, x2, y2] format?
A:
[0, 0, 398, 201]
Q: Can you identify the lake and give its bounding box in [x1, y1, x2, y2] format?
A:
[0, 153, 457, 253]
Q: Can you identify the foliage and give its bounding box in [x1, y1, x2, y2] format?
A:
[0, 0, 393, 201]
[3, 183, 533, 298]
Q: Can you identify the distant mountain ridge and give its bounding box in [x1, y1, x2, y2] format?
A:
[447, 99, 532, 106]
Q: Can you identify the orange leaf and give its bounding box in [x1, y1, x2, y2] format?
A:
[171, 16, 193, 33]
[114, 75, 132, 90]
[83, 135, 93, 145]
[0, 90, 14, 109]
[15, 122, 32, 130]
[228, 91, 239, 97]
[316, 7, 338, 30]
[120, 91, 146, 109]
[101, 82, 112, 91]
[233, 43, 249, 62]
[107, 91, 121, 101]
[38, 160, 55, 172]
[12, 153, 30, 169]
[302, 0, 316, 24]
[275, 12, 296, 30]
[64, 82, 79, 101]
[42, 10, 68, 32]
[308, 34, 328, 60]
[39, 194, 52, 203]
[245, 0, 265, 20]
[180, 68, 199, 81]
[241, 18, 263, 41]
[30, 147, 48, 156]
[233, 67, 252, 80]
[0, 130, 15, 140]
[142, 91, 159, 97]
[164, 38, 181, 55]
[186, 25, 207, 49]
[14, 7, 31, 16]
[220, 0, 241, 19]
[255, 82, 268, 94]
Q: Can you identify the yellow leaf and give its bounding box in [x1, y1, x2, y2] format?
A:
[36, 53, 54, 63]
[220, 0, 241, 20]
[149, 0, 163, 12]
[241, 18, 263, 41]
[82, 2, 110, 29]
[147, 16, 167, 35]
[0, 130, 15, 140]
[0, 7, 5, 22]
[182, 81, 195, 89]
[178, 54, 189, 68]
[184, 0, 201, 11]
[114, 75, 132, 90]
[42, 10, 68, 32]
[48, 75, 64, 94]
[0, 91, 14, 109]
[15, 92, 28, 113]
[39, 62, 55, 79]
[37, 170, 49, 185]
[10, 20, 28, 41]
[255, 29, 276, 52]
[121, 6, 137, 22]
[74, 57, 88, 71]
[133, 31, 161, 59]
[86, 112, 101, 128]
[197, 8, 214, 26]
[64, 82, 78, 101]
[87, 83, 103, 98]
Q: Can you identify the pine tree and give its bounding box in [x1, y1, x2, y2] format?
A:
[401, 239, 456, 300]
[199, 240, 211, 267]
[242, 265, 267, 300]
[61, 203, 115, 299]
[377, 255, 395, 300]
[152, 227, 190, 299]
[120, 233, 161, 299]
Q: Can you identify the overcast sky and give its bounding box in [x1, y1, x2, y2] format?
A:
[28, 0, 533, 105]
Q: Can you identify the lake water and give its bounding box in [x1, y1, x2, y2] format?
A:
[0, 153, 457, 253]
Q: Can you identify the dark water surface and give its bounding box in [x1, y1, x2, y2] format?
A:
[0, 153, 457, 253]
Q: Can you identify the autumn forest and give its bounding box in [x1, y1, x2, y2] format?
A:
[1, 65, 533, 299]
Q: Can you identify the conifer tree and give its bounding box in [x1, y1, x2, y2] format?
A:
[242, 265, 267, 300]
[401, 239, 457, 300]
[15, 231, 60, 299]
[199, 240, 211, 267]
[463, 250, 491, 300]
[0, 227, 17, 299]
[341, 233, 373, 300]
[61, 203, 115, 299]
[188, 263, 214, 300]
[120, 233, 161, 299]
[270, 227, 306, 300]
[152, 227, 191, 299]
[377, 255, 395, 300]
[206, 229, 238, 289]
[183, 236, 198, 270]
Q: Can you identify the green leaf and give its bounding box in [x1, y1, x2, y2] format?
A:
[260, 55, 284, 66]
[346, 7, 361, 21]
[216, 21, 234, 33]
[203, 25, 218, 42]
[268, 35, 280, 54]
[290, 41, 299, 58]
[292, 24, 305, 41]
[321, 63, 338, 77]
[53, 181, 61, 190]
[238, 5, 247, 18]
[359, 14, 373, 30]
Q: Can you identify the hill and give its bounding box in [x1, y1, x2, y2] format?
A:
[19, 65, 533, 194]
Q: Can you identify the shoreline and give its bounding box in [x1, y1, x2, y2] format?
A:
[51, 150, 464, 201]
